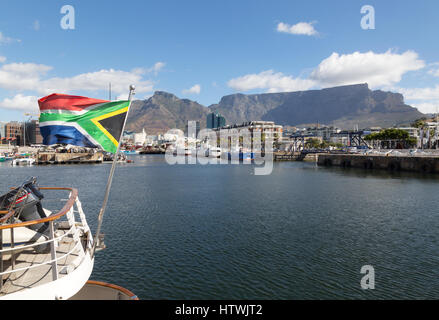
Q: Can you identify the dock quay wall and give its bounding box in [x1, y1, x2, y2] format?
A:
[317, 153, 439, 173]
[36, 151, 103, 164]
[274, 152, 320, 162]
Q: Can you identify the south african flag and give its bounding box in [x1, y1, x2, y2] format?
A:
[38, 94, 131, 153]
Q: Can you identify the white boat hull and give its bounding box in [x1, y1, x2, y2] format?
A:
[0, 254, 94, 300]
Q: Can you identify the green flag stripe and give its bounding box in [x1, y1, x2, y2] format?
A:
[40, 100, 130, 153]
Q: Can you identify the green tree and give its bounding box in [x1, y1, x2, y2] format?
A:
[365, 128, 410, 141]
[411, 118, 427, 128]
[305, 138, 321, 149]
[365, 128, 417, 148]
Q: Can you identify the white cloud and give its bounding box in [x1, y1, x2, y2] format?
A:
[393, 85, 439, 114]
[0, 62, 52, 91]
[397, 85, 439, 101]
[409, 101, 439, 114]
[132, 62, 166, 76]
[0, 59, 161, 111]
[40, 69, 154, 96]
[33, 20, 40, 31]
[277, 22, 318, 36]
[0, 94, 39, 112]
[227, 70, 316, 93]
[151, 62, 165, 74]
[0, 56, 6, 63]
[0, 62, 153, 96]
[182, 84, 201, 94]
[0, 31, 21, 44]
[310, 50, 425, 88]
[2, 62, 52, 75]
[427, 63, 439, 77]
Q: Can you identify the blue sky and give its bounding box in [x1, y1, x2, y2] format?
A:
[1, 0, 439, 121]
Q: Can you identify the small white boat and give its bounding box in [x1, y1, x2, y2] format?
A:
[12, 158, 35, 166]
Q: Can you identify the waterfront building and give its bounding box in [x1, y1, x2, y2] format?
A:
[163, 129, 184, 142]
[122, 131, 135, 144]
[24, 120, 43, 145]
[282, 126, 297, 137]
[185, 120, 200, 139]
[211, 120, 283, 152]
[4, 121, 23, 146]
[0, 121, 6, 145]
[133, 129, 147, 146]
[303, 126, 341, 141]
[207, 112, 226, 129]
[424, 122, 439, 130]
[145, 135, 159, 146]
[397, 127, 419, 139]
[217, 121, 283, 142]
[329, 135, 350, 146]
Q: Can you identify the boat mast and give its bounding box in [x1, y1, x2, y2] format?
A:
[92, 85, 135, 257]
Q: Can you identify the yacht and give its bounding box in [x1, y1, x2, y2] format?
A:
[0, 177, 137, 300]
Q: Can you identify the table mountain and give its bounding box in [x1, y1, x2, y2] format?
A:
[211, 84, 424, 129]
[126, 84, 425, 133]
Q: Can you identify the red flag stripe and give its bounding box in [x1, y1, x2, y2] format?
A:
[38, 93, 109, 112]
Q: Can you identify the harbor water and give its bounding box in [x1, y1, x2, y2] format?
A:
[1, 155, 439, 299]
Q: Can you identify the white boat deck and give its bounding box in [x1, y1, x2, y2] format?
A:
[0, 229, 83, 296]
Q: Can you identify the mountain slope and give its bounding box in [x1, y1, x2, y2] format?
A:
[210, 84, 424, 129]
[126, 84, 425, 133]
[126, 91, 209, 134]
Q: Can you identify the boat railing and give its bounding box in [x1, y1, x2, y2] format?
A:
[0, 187, 93, 293]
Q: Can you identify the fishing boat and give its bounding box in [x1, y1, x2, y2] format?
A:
[0, 177, 137, 300]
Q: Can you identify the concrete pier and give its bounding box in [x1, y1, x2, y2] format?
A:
[317, 153, 439, 173]
[274, 152, 320, 162]
[36, 151, 103, 164]
[274, 152, 301, 161]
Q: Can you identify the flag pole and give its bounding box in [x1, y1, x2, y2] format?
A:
[92, 85, 136, 257]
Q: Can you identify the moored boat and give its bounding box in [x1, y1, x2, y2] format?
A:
[122, 150, 137, 155]
[0, 177, 137, 300]
[11, 158, 35, 166]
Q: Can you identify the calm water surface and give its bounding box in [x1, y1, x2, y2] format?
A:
[1, 155, 439, 299]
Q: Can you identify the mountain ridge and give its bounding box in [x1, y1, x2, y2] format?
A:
[126, 84, 425, 134]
